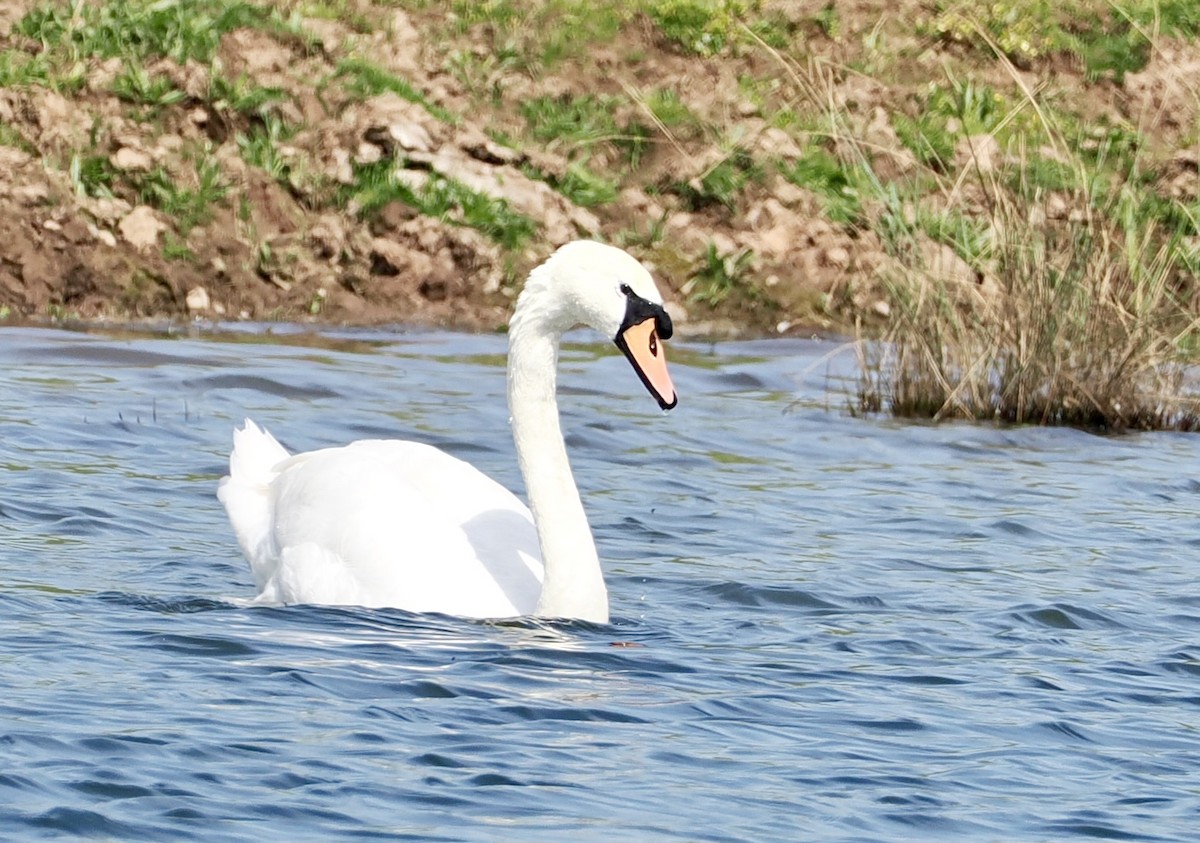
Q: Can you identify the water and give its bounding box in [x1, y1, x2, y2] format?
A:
[2, 324, 1199, 842]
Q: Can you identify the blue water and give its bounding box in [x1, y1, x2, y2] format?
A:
[2, 324, 1199, 841]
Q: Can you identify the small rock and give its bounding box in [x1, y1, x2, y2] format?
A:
[871, 300, 891, 318]
[386, 120, 433, 153]
[758, 127, 803, 159]
[42, 219, 62, 231]
[920, 240, 979, 292]
[156, 134, 184, 153]
[61, 218, 89, 242]
[87, 57, 124, 91]
[375, 201, 418, 232]
[331, 148, 353, 185]
[1045, 193, 1070, 220]
[709, 232, 738, 255]
[85, 197, 133, 223]
[87, 224, 117, 247]
[0, 146, 31, 169]
[186, 286, 211, 312]
[111, 147, 154, 172]
[310, 214, 347, 260]
[771, 178, 808, 207]
[354, 142, 383, 165]
[823, 246, 851, 269]
[460, 128, 523, 165]
[119, 205, 167, 251]
[13, 182, 50, 205]
[369, 237, 433, 278]
[954, 134, 1003, 174]
[756, 224, 793, 259]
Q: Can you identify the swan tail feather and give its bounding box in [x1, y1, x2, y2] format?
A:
[218, 419, 289, 583]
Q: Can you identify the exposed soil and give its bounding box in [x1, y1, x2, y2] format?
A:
[0, 1, 1196, 336]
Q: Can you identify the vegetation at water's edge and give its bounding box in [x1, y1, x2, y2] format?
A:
[0, 0, 1199, 428]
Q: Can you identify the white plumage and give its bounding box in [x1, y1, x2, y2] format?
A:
[218, 241, 677, 622]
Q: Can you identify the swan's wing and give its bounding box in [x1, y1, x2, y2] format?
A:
[229, 436, 543, 616]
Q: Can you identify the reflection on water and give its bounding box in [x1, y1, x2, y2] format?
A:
[2, 324, 1199, 841]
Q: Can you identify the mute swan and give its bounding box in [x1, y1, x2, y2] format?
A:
[218, 240, 677, 623]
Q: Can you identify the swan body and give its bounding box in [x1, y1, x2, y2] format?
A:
[218, 240, 677, 622]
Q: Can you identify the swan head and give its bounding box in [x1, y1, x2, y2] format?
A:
[515, 240, 677, 410]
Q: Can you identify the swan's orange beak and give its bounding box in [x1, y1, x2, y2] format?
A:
[616, 317, 677, 410]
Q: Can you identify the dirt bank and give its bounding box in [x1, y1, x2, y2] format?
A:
[0, 0, 1196, 336]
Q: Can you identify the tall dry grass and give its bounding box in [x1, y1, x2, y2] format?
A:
[752, 20, 1200, 431]
[856, 177, 1200, 429]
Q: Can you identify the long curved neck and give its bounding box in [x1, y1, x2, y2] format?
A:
[507, 317, 609, 623]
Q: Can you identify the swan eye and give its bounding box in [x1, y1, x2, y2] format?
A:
[620, 283, 634, 297]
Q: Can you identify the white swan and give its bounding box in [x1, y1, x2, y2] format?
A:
[218, 240, 677, 623]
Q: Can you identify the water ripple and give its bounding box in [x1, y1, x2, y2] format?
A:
[2, 328, 1199, 841]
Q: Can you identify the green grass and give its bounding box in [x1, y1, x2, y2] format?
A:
[780, 146, 868, 226]
[208, 74, 289, 118]
[236, 115, 297, 182]
[892, 79, 1017, 171]
[69, 154, 119, 199]
[11, 0, 312, 119]
[69, 146, 227, 232]
[290, 0, 374, 33]
[0, 122, 36, 154]
[340, 160, 536, 248]
[644, 88, 702, 136]
[333, 57, 456, 123]
[162, 232, 197, 261]
[932, 0, 1200, 80]
[915, 207, 993, 266]
[521, 94, 651, 166]
[525, 162, 619, 207]
[670, 147, 761, 211]
[11, 0, 316, 102]
[681, 241, 769, 309]
[135, 154, 228, 232]
[647, 0, 791, 56]
[0, 49, 53, 89]
[859, 202, 1200, 429]
[18, 0, 287, 64]
[111, 64, 187, 112]
[447, 0, 626, 68]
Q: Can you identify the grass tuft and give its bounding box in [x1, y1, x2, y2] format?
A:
[333, 57, 456, 123]
[521, 94, 650, 167]
[340, 159, 536, 249]
[857, 157, 1200, 430]
[780, 145, 868, 226]
[671, 147, 761, 211]
[931, 0, 1200, 81]
[682, 241, 764, 308]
